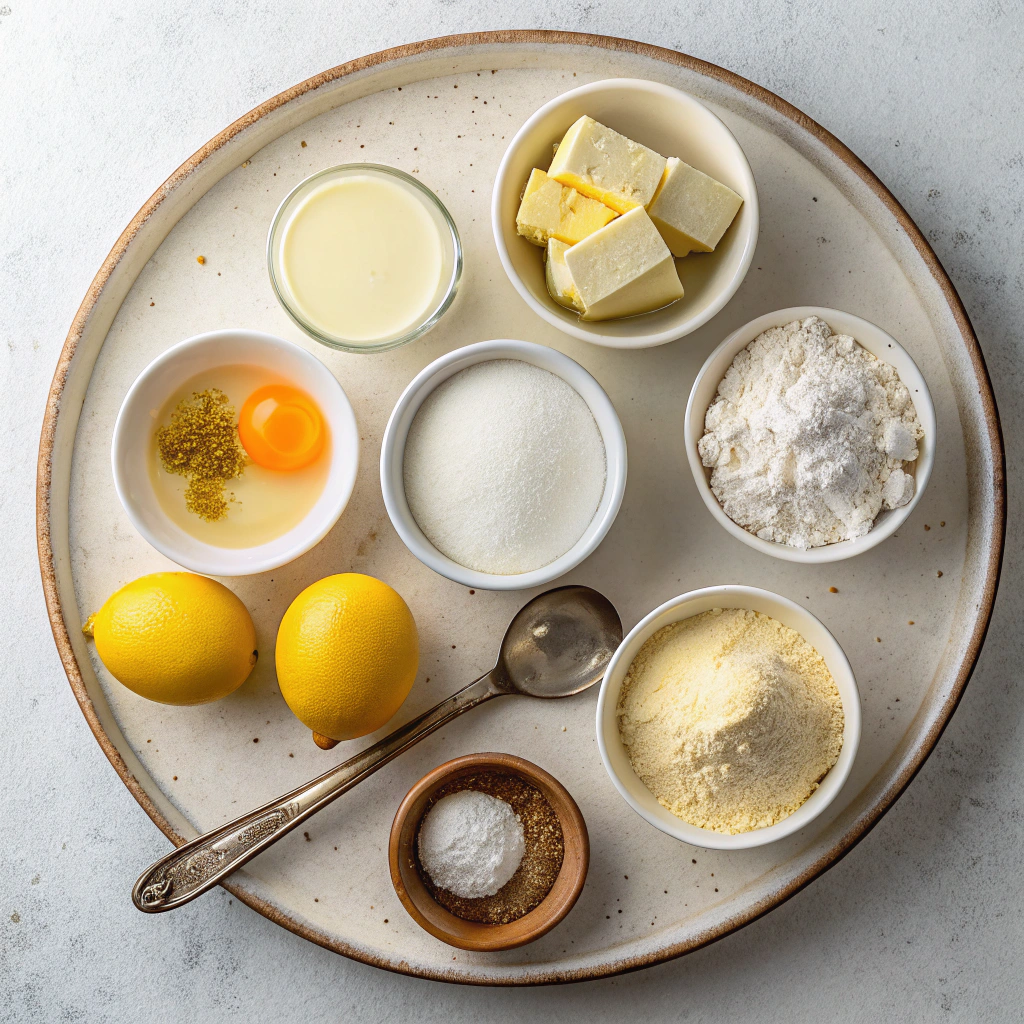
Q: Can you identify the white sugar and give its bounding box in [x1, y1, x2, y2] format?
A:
[403, 359, 607, 575]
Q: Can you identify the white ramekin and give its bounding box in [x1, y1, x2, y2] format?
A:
[685, 307, 937, 563]
[112, 329, 359, 576]
[492, 78, 759, 349]
[380, 339, 627, 591]
[596, 585, 862, 851]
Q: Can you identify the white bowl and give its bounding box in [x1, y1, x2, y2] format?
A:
[596, 585, 862, 851]
[685, 307, 937, 563]
[491, 78, 758, 349]
[380, 339, 627, 591]
[112, 329, 359, 576]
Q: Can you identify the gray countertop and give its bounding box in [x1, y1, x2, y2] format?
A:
[3, 2, 1020, 1021]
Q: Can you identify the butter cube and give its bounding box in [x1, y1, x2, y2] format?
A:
[522, 166, 548, 200]
[647, 157, 743, 256]
[550, 116, 667, 214]
[544, 239, 583, 312]
[516, 168, 618, 247]
[564, 207, 684, 321]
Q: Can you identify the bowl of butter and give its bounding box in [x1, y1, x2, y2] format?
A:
[492, 79, 758, 349]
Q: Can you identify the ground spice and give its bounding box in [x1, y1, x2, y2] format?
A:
[155, 388, 247, 521]
[416, 771, 563, 924]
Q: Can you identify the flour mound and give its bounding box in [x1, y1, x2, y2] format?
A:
[697, 316, 923, 549]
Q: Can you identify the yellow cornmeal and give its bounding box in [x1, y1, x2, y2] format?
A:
[616, 608, 844, 834]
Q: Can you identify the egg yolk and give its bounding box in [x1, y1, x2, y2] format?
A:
[237, 385, 325, 471]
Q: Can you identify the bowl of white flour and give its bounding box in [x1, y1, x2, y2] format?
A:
[684, 308, 935, 563]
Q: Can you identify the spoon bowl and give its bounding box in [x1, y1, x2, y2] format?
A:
[499, 585, 623, 698]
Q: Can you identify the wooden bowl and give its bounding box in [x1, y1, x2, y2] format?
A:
[389, 752, 589, 951]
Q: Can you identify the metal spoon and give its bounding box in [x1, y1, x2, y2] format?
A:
[133, 585, 622, 912]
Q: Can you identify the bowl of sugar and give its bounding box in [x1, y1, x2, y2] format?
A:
[380, 339, 627, 591]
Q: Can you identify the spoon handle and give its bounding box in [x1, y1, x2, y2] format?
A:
[132, 671, 505, 912]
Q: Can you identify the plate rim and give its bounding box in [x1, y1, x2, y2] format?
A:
[35, 29, 1007, 985]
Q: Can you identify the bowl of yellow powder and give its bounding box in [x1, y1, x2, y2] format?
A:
[596, 586, 861, 850]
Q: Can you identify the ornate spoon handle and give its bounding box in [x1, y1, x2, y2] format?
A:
[133, 671, 505, 912]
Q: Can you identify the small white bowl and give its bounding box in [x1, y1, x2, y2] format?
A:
[380, 339, 627, 591]
[685, 307, 937, 563]
[596, 585, 861, 851]
[492, 78, 758, 349]
[112, 329, 359, 576]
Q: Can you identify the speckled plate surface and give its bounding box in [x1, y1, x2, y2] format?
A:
[37, 32, 1004, 985]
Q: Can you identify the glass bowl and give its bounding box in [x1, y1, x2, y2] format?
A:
[267, 164, 462, 354]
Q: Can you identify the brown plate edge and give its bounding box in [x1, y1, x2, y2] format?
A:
[35, 29, 1007, 985]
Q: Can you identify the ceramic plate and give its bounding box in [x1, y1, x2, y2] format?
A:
[37, 32, 1004, 984]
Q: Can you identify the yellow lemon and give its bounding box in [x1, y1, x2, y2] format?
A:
[275, 573, 418, 746]
[84, 572, 257, 705]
